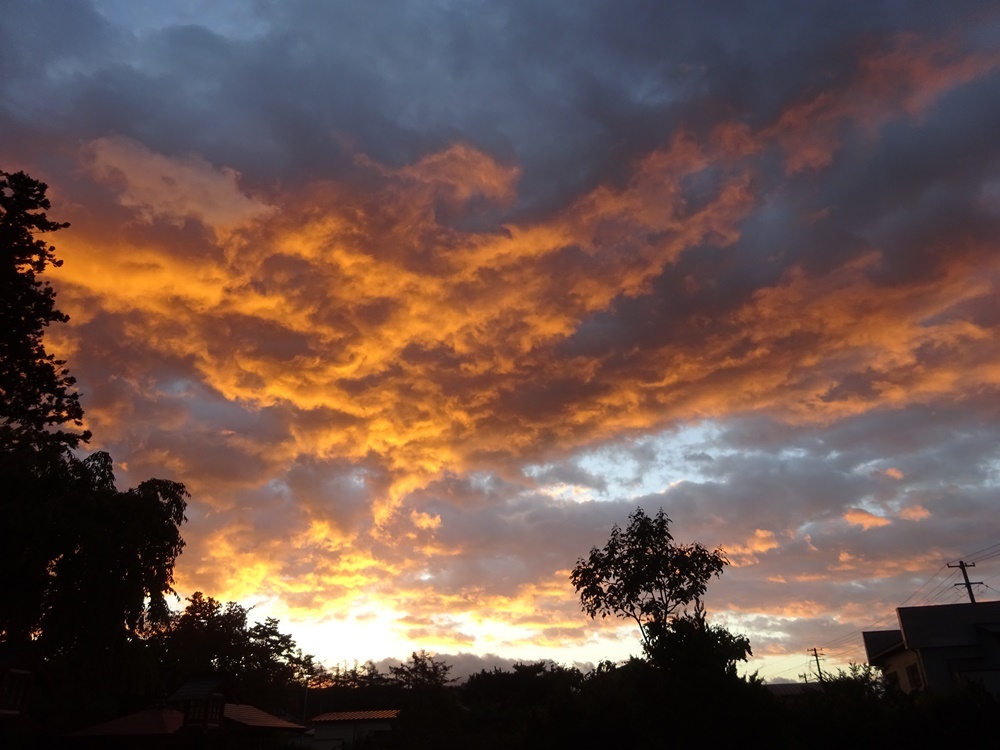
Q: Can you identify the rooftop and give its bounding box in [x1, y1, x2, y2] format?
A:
[312, 709, 400, 722]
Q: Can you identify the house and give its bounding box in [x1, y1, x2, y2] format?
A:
[67, 701, 306, 747]
[66, 705, 186, 746]
[862, 600, 1000, 694]
[0, 644, 48, 743]
[311, 709, 399, 748]
[66, 677, 305, 747]
[0, 646, 34, 723]
[167, 675, 230, 732]
[224, 702, 307, 743]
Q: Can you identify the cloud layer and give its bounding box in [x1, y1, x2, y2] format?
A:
[3, 0, 1000, 678]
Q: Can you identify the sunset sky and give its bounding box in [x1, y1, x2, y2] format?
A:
[3, 0, 1000, 682]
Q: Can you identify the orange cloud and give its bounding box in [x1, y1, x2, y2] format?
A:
[58, 111, 1000, 659]
[31, 25, 1000, 674]
[765, 33, 1000, 174]
[843, 508, 892, 530]
[410, 510, 442, 530]
[727, 529, 781, 566]
[85, 136, 277, 236]
[899, 504, 930, 521]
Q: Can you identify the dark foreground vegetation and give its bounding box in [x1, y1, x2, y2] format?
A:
[3, 170, 998, 747]
[7, 629, 1000, 749]
[328, 658, 999, 750]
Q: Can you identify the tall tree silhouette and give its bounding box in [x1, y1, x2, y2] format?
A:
[571, 506, 753, 680]
[571, 507, 728, 652]
[0, 169, 89, 453]
[157, 592, 321, 714]
[0, 168, 187, 674]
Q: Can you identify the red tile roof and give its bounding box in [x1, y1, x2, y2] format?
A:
[67, 707, 185, 736]
[224, 703, 305, 729]
[312, 709, 399, 722]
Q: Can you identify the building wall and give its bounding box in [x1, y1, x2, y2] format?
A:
[313, 720, 392, 749]
[878, 650, 924, 693]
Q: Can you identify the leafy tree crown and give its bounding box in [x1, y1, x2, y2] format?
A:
[390, 650, 455, 689]
[570, 507, 728, 650]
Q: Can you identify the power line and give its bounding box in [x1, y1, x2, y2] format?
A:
[924, 571, 964, 605]
[895, 564, 949, 607]
[969, 548, 1000, 564]
[959, 541, 1000, 562]
[760, 540, 999, 681]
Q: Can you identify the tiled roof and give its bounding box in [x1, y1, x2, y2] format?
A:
[67, 707, 185, 736]
[224, 703, 305, 729]
[312, 709, 400, 722]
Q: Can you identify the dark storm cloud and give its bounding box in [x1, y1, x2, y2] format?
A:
[5, 1, 991, 203]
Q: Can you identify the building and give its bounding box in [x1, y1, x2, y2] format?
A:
[311, 709, 399, 748]
[66, 677, 305, 747]
[862, 600, 1000, 694]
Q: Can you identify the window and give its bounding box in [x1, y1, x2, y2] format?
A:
[208, 695, 223, 724]
[884, 671, 900, 692]
[187, 699, 206, 723]
[905, 664, 923, 691]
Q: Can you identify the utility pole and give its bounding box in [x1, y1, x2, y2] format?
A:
[948, 560, 982, 604]
[808, 647, 825, 681]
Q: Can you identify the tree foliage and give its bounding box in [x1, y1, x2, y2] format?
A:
[0, 167, 188, 667]
[329, 660, 390, 690]
[643, 600, 752, 679]
[42, 455, 187, 651]
[820, 662, 887, 700]
[155, 592, 322, 714]
[0, 449, 188, 651]
[570, 507, 728, 651]
[0, 169, 88, 452]
[390, 650, 455, 689]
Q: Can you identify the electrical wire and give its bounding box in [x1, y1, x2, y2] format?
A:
[958, 541, 1000, 563]
[760, 540, 998, 682]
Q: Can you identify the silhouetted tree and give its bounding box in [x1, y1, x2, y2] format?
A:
[571, 507, 727, 652]
[0, 169, 88, 452]
[389, 650, 454, 689]
[570, 504, 762, 745]
[0, 168, 190, 731]
[309, 660, 393, 717]
[1, 169, 189, 653]
[161, 593, 253, 675]
[643, 600, 751, 679]
[330, 660, 391, 690]
[40, 454, 188, 653]
[461, 661, 584, 748]
[383, 652, 465, 749]
[157, 592, 320, 714]
[821, 662, 886, 697]
[1, 451, 188, 653]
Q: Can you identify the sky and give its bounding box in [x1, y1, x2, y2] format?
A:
[3, 0, 1000, 682]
